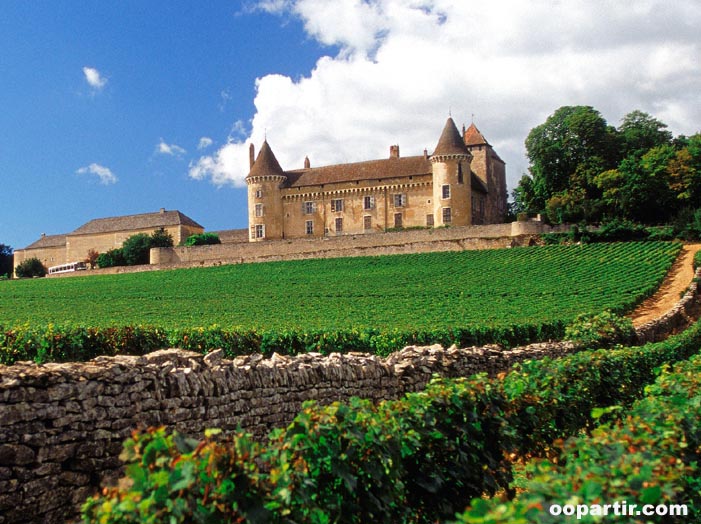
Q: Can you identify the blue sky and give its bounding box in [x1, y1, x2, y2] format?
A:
[2, 1, 700, 250]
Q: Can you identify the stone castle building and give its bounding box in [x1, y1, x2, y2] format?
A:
[13, 209, 203, 274]
[245, 117, 507, 241]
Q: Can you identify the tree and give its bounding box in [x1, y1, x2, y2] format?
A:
[618, 110, 672, 159]
[183, 232, 221, 246]
[84, 249, 99, 269]
[121, 233, 153, 266]
[150, 228, 174, 248]
[522, 106, 617, 214]
[96, 249, 126, 269]
[15, 257, 46, 278]
[0, 244, 12, 278]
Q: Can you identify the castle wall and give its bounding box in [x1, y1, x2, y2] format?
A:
[150, 222, 516, 267]
[281, 175, 435, 238]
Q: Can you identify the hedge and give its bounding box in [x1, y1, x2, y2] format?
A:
[0, 322, 568, 365]
[81, 320, 701, 523]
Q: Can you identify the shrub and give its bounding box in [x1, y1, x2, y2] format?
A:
[81, 319, 701, 524]
[183, 232, 221, 246]
[694, 249, 701, 271]
[564, 309, 636, 348]
[592, 218, 649, 242]
[121, 233, 153, 266]
[150, 227, 174, 248]
[14, 257, 46, 278]
[96, 248, 125, 269]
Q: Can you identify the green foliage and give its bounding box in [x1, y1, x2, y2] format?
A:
[0, 243, 682, 362]
[516, 105, 698, 225]
[0, 243, 12, 279]
[565, 310, 635, 348]
[96, 248, 126, 268]
[694, 249, 701, 271]
[14, 257, 46, 278]
[150, 227, 174, 248]
[453, 351, 701, 524]
[82, 319, 701, 524]
[183, 232, 221, 246]
[121, 233, 154, 266]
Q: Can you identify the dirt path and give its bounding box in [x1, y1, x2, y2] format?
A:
[630, 243, 701, 327]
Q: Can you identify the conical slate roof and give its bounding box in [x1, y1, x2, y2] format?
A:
[432, 117, 470, 156]
[247, 140, 285, 178]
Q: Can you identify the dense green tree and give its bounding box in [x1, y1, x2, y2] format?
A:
[150, 228, 174, 248]
[523, 106, 617, 213]
[0, 244, 12, 278]
[15, 257, 46, 278]
[96, 248, 126, 269]
[121, 233, 153, 266]
[618, 110, 673, 159]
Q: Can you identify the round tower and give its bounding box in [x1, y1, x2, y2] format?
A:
[430, 117, 473, 227]
[245, 140, 287, 241]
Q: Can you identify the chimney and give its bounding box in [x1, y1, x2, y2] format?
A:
[390, 145, 400, 158]
[304, 156, 311, 169]
[423, 148, 428, 159]
[41, 233, 46, 238]
[159, 208, 165, 214]
[249, 143, 255, 169]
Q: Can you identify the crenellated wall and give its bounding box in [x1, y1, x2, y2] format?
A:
[0, 340, 576, 524]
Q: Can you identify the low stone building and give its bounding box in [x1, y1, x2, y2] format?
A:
[13, 208, 204, 275]
[245, 117, 508, 241]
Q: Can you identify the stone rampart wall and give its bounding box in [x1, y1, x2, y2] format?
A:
[0, 340, 575, 524]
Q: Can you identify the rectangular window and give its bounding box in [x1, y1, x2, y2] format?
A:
[442, 207, 452, 224]
[255, 224, 265, 239]
[363, 215, 372, 230]
[426, 214, 434, 227]
[394, 213, 403, 228]
[255, 189, 263, 198]
[304, 201, 315, 214]
[442, 184, 451, 199]
[255, 203, 264, 217]
[305, 220, 314, 235]
[393, 193, 407, 207]
[331, 199, 344, 212]
[457, 163, 464, 184]
[335, 217, 343, 232]
[363, 195, 375, 210]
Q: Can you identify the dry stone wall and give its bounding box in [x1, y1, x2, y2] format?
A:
[0, 341, 576, 524]
[635, 267, 701, 343]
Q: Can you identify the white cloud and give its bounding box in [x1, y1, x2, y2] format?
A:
[76, 163, 117, 185]
[198, 137, 214, 150]
[82, 66, 107, 90]
[192, 0, 701, 191]
[156, 139, 186, 156]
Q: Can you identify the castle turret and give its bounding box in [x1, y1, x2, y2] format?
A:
[246, 140, 287, 241]
[430, 117, 473, 227]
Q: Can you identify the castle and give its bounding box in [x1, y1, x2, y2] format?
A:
[245, 117, 507, 241]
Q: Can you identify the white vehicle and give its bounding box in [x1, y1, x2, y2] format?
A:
[48, 261, 87, 275]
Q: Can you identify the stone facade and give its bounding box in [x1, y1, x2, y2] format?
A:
[246, 118, 507, 242]
[13, 209, 203, 276]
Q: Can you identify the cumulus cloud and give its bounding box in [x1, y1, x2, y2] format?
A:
[156, 139, 186, 156]
[76, 163, 117, 185]
[82, 66, 107, 90]
[192, 0, 701, 189]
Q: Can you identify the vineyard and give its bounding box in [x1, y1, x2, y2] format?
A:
[0, 241, 683, 362]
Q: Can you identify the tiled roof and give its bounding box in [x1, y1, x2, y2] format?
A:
[433, 117, 470, 157]
[70, 210, 204, 236]
[247, 140, 285, 178]
[284, 155, 432, 188]
[464, 123, 489, 146]
[23, 234, 67, 250]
